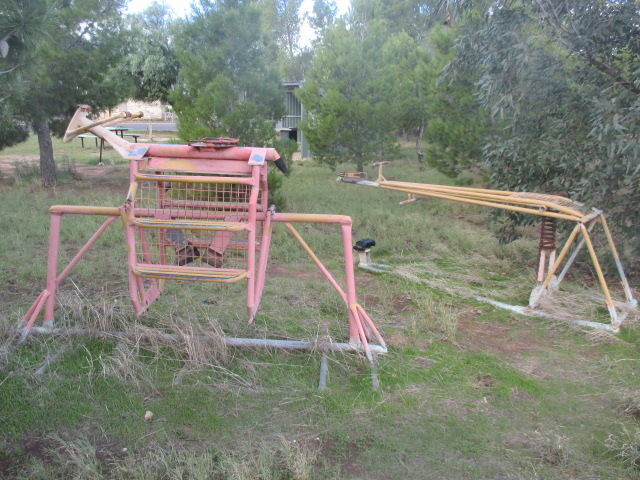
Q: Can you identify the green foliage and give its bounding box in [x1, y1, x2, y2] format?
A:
[307, 0, 338, 38]
[267, 168, 287, 211]
[0, 0, 56, 150]
[377, 24, 487, 174]
[301, 3, 484, 173]
[450, 0, 640, 264]
[298, 20, 399, 171]
[20, 0, 129, 128]
[276, 137, 299, 172]
[118, 2, 179, 103]
[170, 2, 284, 146]
[1, 0, 129, 187]
[378, 30, 430, 165]
[350, 0, 443, 42]
[422, 27, 487, 176]
[258, 0, 309, 80]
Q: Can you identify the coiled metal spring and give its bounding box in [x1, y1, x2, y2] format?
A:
[539, 216, 557, 251]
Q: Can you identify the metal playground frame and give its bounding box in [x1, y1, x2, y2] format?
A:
[21, 105, 386, 388]
[339, 162, 637, 333]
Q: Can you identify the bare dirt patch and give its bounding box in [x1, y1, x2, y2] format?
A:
[456, 314, 605, 382]
[458, 315, 541, 356]
[320, 435, 374, 478]
[269, 265, 324, 282]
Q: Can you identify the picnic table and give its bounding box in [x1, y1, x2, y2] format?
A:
[77, 127, 143, 165]
[107, 127, 142, 142]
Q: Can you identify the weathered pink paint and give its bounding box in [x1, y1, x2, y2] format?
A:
[22, 105, 386, 371]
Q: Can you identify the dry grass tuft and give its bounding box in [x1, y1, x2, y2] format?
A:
[584, 329, 627, 345]
[621, 390, 640, 420]
[526, 429, 571, 466]
[605, 425, 640, 471]
[407, 291, 460, 341]
[95, 310, 244, 388]
[55, 288, 130, 333]
[0, 313, 19, 364]
[98, 338, 155, 388]
[48, 434, 105, 480]
[276, 434, 320, 480]
[163, 314, 228, 366]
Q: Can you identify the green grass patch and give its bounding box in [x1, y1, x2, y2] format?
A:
[0, 141, 638, 479]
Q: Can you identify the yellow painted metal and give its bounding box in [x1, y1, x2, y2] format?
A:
[380, 181, 585, 218]
[126, 182, 137, 204]
[542, 224, 581, 288]
[284, 223, 325, 269]
[380, 184, 580, 221]
[130, 218, 247, 231]
[357, 163, 636, 331]
[132, 265, 249, 283]
[65, 110, 143, 136]
[599, 214, 622, 263]
[580, 224, 615, 309]
[274, 212, 352, 224]
[578, 209, 603, 224]
[599, 214, 635, 304]
[381, 180, 519, 195]
[134, 173, 251, 185]
[49, 205, 121, 216]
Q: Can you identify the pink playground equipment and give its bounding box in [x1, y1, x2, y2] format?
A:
[21, 105, 386, 388]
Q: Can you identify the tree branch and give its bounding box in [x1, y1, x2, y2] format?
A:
[535, 0, 640, 96]
[581, 51, 640, 95]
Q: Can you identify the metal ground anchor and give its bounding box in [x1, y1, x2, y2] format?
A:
[354, 238, 392, 274]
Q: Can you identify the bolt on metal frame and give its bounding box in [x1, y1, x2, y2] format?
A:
[340, 162, 636, 332]
[21, 106, 386, 387]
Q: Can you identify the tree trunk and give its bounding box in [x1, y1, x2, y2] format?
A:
[356, 158, 364, 173]
[34, 116, 56, 188]
[416, 122, 426, 170]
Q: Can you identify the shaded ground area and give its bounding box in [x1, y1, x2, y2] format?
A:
[0, 155, 129, 180]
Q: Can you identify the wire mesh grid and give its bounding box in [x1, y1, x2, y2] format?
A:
[135, 175, 253, 220]
[134, 226, 250, 269]
[132, 173, 259, 270]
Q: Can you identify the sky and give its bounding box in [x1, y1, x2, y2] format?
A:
[125, 0, 351, 46]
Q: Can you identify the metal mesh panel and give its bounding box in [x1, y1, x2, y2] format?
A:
[131, 172, 256, 271]
[134, 226, 249, 269]
[135, 174, 252, 220]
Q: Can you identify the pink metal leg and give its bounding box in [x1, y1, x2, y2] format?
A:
[246, 168, 260, 322]
[253, 209, 274, 314]
[122, 211, 145, 315]
[341, 223, 360, 343]
[43, 213, 62, 327]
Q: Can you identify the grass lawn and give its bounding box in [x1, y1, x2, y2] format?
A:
[0, 135, 638, 479]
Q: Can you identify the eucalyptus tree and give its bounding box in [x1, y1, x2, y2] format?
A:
[350, 0, 445, 42]
[450, 0, 640, 256]
[171, 1, 284, 146]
